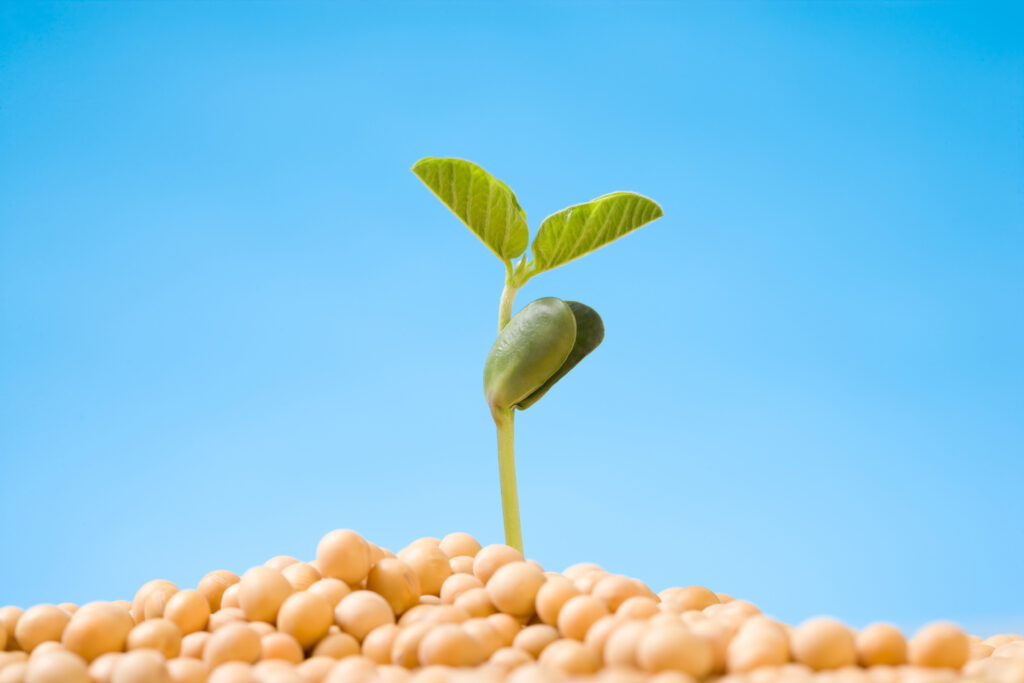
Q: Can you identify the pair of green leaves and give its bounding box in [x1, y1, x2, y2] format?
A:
[483, 297, 605, 412]
[411, 157, 664, 275]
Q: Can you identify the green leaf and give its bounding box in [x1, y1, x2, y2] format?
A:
[412, 157, 529, 262]
[531, 192, 663, 272]
[483, 298, 576, 411]
[515, 301, 604, 410]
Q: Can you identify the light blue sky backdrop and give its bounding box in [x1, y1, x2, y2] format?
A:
[2, 1, 1022, 635]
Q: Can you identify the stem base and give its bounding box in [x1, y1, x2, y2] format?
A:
[494, 406, 523, 554]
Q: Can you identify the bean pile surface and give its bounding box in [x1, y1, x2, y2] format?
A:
[1, 530, 1021, 683]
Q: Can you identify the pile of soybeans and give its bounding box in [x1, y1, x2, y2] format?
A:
[1, 530, 1022, 683]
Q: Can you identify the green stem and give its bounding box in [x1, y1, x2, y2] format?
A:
[493, 406, 523, 554]
[498, 280, 520, 332]
[495, 274, 523, 552]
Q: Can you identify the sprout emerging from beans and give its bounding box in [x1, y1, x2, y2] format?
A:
[413, 158, 664, 553]
[1, 529, 1018, 682]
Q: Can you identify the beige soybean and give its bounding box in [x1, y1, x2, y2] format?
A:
[311, 632, 359, 659]
[538, 638, 600, 675]
[490, 646, 532, 670]
[0, 653, 28, 672]
[61, 603, 133, 662]
[334, 591, 394, 641]
[197, 571, 239, 613]
[659, 586, 719, 612]
[220, 584, 241, 610]
[592, 575, 651, 613]
[487, 613, 521, 647]
[307, 579, 351, 609]
[720, 599, 762, 622]
[558, 595, 609, 641]
[416, 624, 484, 667]
[142, 585, 179, 621]
[616, 596, 660, 621]
[399, 604, 466, 627]
[180, 631, 208, 659]
[13, 606, 69, 653]
[856, 623, 906, 667]
[486, 562, 546, 617]
[24, 649, 90, 683]
[296, 656, 336, 682]
[126, 619, 181, 658]
[970, 642, 995, 659]
[277, 591, 332, 649]
[264, 556, 299, 572]
[253, 660, 303, 682]
[208, 607, 246, 631]
[575, 569, 609, 594]
[397, 544, 451, 597]
[563, 563, 602, 581]
[110, 601, 132, 617]
[165, 656, 207, 683]
[987, 634, 1023, 648]
[367, 558, 422, 616]
[684, 621, 727, 676]
[260, 632, 304, 663]
[206, 661, 257, 683]
[791, 617, 856, 670]
[390, 622, 432, 668]
[27, 643, 64, 662]
[462, 618, 504, 658]
[638, 623, 713, 678]
[403, 537, 441, 552]
[316, 530, 371, 586]
[726, 628, 789, 673]
[0, 607, 23, 652]
[281, 563, 321, 592]
[202, 623, 260, 668]
[513, 624, 560, 658]
[110, 649, 169, 683]
[993, 640, 1024, 660]
[740, 616, 789, 641]
[394, 604, 430, 627]
[366, 543, 390, 567]
[472, 545, 524, 585]
[0, 661, 27, 683]
[648, 673, 698, 683]
[604, 619, 648, 668]
[375, 664, 412, 682]
[908, 622, 969, 668]
[248, 621, 274, 637]
[439, 533, 482, 559]
[87, 652, 122, 683]
[238, 567, 293, 624]
[439, 574, 482, 605]
[583, 615, 618, 658]
[323, 656, 376, 682]
[453, 588, 496, 618]
[449, 556, 474, 575]
[164, 590, 210, 636]
[131, 581, 176, 623]
[362, 624, 401, 664]
[535, 575, 580, 627]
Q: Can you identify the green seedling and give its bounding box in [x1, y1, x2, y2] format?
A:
[412, 157, 663, 553]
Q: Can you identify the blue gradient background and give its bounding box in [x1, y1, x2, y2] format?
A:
[2, 2, 1022, 635]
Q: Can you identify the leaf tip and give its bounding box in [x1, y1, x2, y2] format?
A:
[410, 157, 432, 176]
